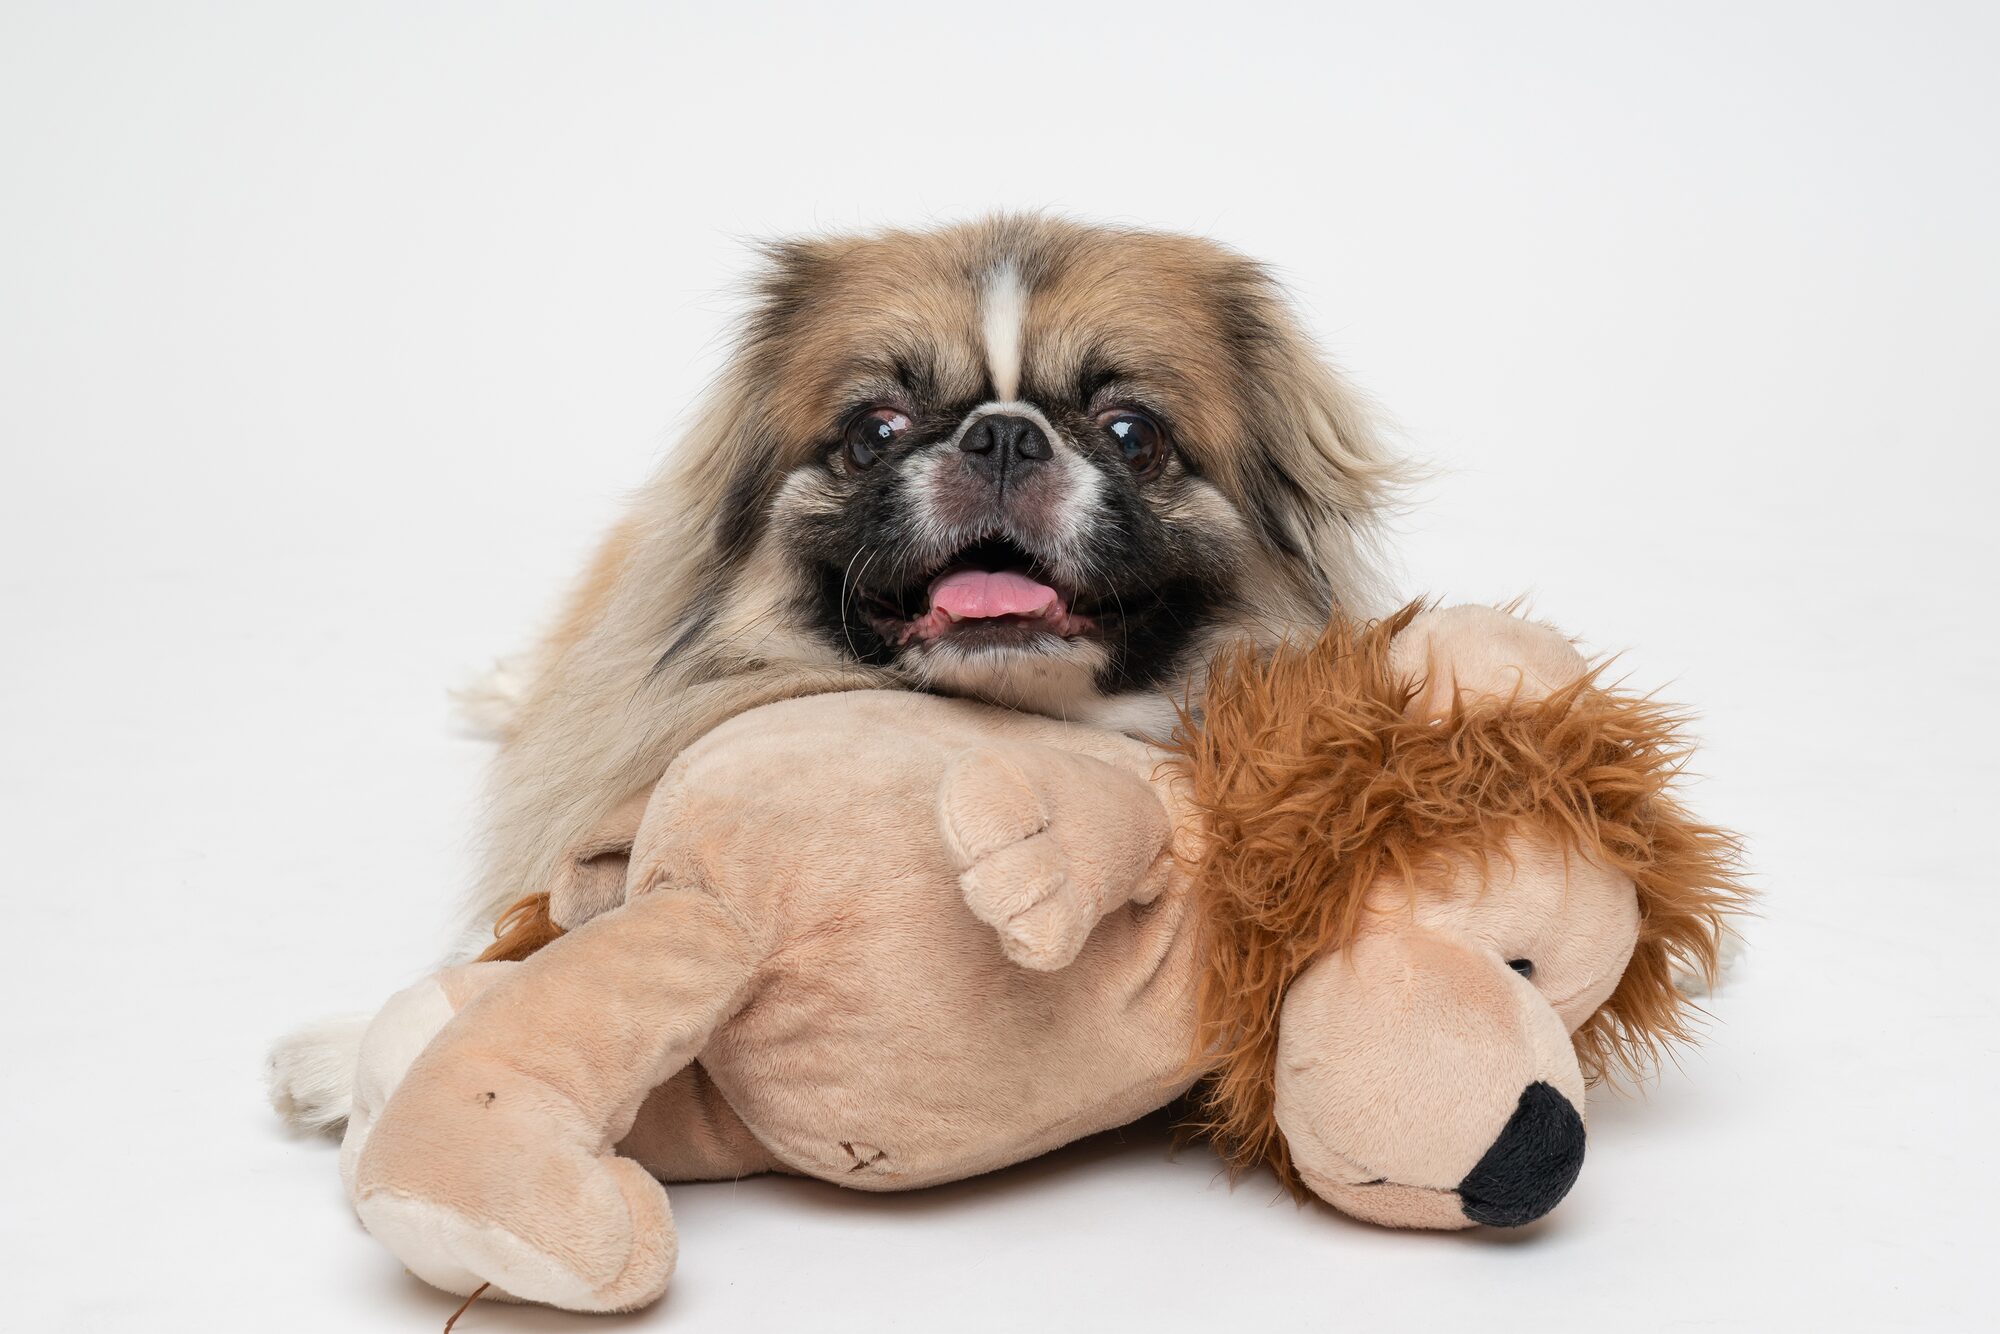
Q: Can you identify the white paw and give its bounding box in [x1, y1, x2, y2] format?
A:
[1673, 923, 1747, 997]
[266, 1012, 369, 1134]
[450, 655, 530, 740]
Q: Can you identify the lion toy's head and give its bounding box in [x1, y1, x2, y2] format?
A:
[1180, 605, 1748, 1227]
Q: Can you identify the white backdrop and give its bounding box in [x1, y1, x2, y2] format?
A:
[3, 3, 1994, 1331]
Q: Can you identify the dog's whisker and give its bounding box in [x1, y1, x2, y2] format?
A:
[838, 544, 872, 663]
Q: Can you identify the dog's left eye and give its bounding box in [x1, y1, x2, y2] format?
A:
[1097, 409, 1169, 478]
[842, 407, 910, 471]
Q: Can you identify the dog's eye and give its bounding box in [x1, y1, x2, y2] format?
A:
[1097, 409, 1169, 478]
[1508, 958, 1535, 980]
[842, 407, 909, 471]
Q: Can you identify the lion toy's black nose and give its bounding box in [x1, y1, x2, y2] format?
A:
[1457, 1081, 1587, 1227]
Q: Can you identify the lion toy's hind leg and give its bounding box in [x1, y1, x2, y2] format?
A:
[340, 889, 770, 1312]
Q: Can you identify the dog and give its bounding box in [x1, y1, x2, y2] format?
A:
[269, 214, 1401, 1131]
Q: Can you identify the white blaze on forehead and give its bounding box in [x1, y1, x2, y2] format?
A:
[979, 262, 1028, 400]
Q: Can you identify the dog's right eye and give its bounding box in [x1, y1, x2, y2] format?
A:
[842, 407, 909, 471]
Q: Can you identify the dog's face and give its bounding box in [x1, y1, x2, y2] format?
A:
[473, 217, 1399, 922]
[689, 217, 1395, 726]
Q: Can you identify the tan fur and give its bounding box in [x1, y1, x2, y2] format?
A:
[1171, 605, 1749, 1193]
[467, 215, 1403, 943]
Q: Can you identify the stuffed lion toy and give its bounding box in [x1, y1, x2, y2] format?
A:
[338, 604, 1743, 1313]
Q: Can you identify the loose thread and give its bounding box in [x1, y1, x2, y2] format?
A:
[443, 1282, 489, 1333]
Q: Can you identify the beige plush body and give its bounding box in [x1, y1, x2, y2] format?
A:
[348, 695, 1208, 1308]
[597, 693, 1204, 1190]
[341, 607, 1742, 1313]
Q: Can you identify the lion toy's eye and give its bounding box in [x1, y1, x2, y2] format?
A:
[1096, 409, 1169, 478]
[842, 407, 910, 471]
[1507, 958, 1535, 980]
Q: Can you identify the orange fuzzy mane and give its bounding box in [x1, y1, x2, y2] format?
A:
[1168, 605, 1749, 1193]
[477, 892, 564, 963]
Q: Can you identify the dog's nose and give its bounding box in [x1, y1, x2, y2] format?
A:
[959, 413, 1053, 479]
[1457, 1081, 1586, 1227]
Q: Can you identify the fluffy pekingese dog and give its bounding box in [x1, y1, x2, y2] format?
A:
[270, 214, 1400, 1129]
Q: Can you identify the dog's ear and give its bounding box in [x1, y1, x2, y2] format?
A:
[699, 234, 873, 563]
[469, 234, 879, 942]
[1209, 263, 1404, 614]
[743, 234, 863, 351]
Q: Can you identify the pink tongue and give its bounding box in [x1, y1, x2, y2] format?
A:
[929, 568, 1059, 619]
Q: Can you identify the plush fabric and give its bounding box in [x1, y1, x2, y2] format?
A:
[343, 604, 1745, 1313]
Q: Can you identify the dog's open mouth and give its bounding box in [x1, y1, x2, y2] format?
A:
[863, 536, 1100, 650]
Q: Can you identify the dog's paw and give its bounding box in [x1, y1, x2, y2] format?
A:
[450, 655, 530, 740]
[267, 1012, 370, 1134]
